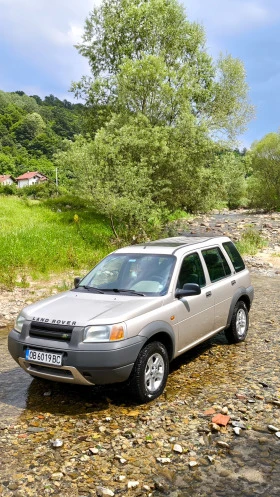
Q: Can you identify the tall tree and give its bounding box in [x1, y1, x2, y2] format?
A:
[73, 0, 253, 140]
[248, 132, 280, 210]
[66, 0, 254, 237]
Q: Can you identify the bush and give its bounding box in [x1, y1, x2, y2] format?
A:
[0, 183, 17, 195]
[236, 227, 267, 255]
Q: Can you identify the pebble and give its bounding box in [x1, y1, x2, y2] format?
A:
[118, 476, 126, 482]
[233, 427, 241, 435]
[268, 425, 279, 432]
[89, 447, 99, 455]
[51, 472, 64, 481]
[96, 487, 114, 497]
[157, 457, 171, 464]
[173, 444, 183, 453]
[127, 481, 139, 489]
[232, 421, 246, 429]
[217, 441, 230, 448]
[51, 439, 63, 448]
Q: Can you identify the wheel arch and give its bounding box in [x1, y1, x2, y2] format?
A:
[226, 287, 252, 329]
[138, 321, 175, 361]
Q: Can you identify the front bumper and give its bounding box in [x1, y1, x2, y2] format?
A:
[8, 329, 146, 385]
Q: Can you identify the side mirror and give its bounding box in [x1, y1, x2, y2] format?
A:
[175, 283, 201, 299]
[74, 277, 81, 288]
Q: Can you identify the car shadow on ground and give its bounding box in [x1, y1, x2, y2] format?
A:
[0, 330, 231, 417]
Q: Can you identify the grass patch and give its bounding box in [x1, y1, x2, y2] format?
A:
[0, 195, 113, 288]
[236, 227, 267, 256]
[167, 210, 193, 222]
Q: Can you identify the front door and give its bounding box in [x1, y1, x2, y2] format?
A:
[176, 252, 215, 353]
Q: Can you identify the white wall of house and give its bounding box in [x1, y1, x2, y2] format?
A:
[17, 177, 39, 188]
[17, 179, 30, 188]
[1, 178, 14, 186]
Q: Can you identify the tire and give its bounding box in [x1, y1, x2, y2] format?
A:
[225, 301, 249, 343]
[130, 341, 169, 403]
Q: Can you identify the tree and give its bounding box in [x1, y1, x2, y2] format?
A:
[208, 151, 248, 209]
[67, 0, 254, 237]
[56, 114, 171, 239]
[248, 132, 280, 210]
[73, 0, 253, 141]
[12, 112, 46, 143]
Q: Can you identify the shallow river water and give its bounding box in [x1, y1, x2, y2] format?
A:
[0, 274, 280, 497]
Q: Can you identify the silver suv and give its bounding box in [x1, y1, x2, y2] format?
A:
[8, 236, 254, 403]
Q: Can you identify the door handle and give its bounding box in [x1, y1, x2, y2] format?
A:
[206, 291, 212, 297]
[231, 280, 236, 286]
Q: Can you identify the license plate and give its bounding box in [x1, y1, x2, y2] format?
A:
[25, 349, 63, 366]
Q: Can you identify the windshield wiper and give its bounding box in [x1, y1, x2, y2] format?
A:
[113, 288, 145, 296]
[78, 286, 104, 294]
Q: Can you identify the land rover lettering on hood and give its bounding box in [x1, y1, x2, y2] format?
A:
[8, 236, 254, 403]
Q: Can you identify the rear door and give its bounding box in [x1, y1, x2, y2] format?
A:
[201, 246, 235, 330]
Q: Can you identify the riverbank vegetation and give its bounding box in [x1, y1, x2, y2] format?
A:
[0, 0, 279, 286]
[0, 196, 112, 288]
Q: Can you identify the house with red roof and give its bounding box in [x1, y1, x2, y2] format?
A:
[0, 174, 15, 186]
[15, 171, 48, 188]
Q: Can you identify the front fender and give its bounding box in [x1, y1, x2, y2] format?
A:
[138, 320, 176, 360]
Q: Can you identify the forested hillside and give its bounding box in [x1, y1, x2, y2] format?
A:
[0, 90, 83, 180]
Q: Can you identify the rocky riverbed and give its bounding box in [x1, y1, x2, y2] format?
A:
[0, 210, 280, 497]
[0, 274, 280, 496]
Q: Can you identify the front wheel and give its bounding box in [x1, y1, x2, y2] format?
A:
[130, 341, 169, 403]
[225, 301, 249, 343]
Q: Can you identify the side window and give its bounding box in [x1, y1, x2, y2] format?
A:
[177, 253, 206, 289]
[202, 247, 231, 283]
[223, 241, 245, 272]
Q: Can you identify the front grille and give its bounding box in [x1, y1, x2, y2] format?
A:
[29, 322, 74, 342]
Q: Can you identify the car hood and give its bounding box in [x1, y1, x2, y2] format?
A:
[23, 290, 164, 326]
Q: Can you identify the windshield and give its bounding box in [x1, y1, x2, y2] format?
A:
[78, 253, 176, 296]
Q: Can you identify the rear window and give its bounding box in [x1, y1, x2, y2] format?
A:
[202, 247, 231, 282]
[223, 241, 245, 272]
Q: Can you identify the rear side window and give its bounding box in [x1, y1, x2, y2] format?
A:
[177, 252, 206, 289]
[223, 241, 245, 272]
[202, 247, 231, 282]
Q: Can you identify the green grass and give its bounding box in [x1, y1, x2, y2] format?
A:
[167, 210, 193, 222]
[0, 196, 113, 288]
[235, 226, 267, 256]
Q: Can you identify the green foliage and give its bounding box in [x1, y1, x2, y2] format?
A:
[66, 0, 254, 238]
[56, 115, 167, 240]
[15, 181, 58, 199]
[0, 196, 112, 287]
[248, 132, 280, 210]
[74, 0, 253, 141]
[0, 90, 84, 180]
[12, 112, 46, 142]
[236, 227, 267, 255]
[209, 151, 248, 209]
[0, 183, 17, 196]
[167, 210, 192, 221]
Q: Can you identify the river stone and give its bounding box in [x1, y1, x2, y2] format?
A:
[97, 487, 114, 497]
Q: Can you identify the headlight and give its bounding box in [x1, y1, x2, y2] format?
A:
[83, 323, 126, 342]
[14, 313, 26, 334]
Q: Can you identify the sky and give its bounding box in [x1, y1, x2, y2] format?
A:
[0, 0, 280, 148]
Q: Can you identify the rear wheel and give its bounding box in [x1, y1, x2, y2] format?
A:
[130, 341, 169, 403]
[225, 301, 249, 343]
